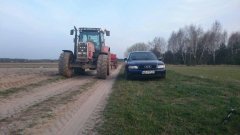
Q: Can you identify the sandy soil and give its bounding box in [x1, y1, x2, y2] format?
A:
[0, 68, 57, 90]
[0, 63, 121, 135]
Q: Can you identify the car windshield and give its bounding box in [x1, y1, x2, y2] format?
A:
[80, 31, 100, 50]
[129, 52, 157, 61]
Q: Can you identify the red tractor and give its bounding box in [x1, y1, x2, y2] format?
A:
[58, 27, 111, 79]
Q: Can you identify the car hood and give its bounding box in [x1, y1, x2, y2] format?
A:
[127, 60, 164, 65]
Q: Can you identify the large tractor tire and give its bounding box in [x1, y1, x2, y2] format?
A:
[97, 54, 108, 79]
[58, 52, 73, 78]
[107, 53, 110, 76]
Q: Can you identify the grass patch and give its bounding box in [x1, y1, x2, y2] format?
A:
[167, 65, 240, 83]
[99, 66, 240, 134]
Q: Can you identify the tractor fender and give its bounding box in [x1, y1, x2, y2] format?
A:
[100, 46, 110, 55]
[62, 50, 73, 54]
[62, 50, 73, 56]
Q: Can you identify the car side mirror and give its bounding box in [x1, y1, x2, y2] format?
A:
[106, 30, 110, 36]
[70, 29, 74, 35]
[124, 58, 127, 62]
[158, 57, 163, 61]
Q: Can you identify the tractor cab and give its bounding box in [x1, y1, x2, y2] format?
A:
[79, 28, 103, 52]
[71, 27, 110, 49]
[70, 27, 110, 63]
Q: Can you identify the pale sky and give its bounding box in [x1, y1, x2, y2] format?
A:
[0, 0, 240, 59]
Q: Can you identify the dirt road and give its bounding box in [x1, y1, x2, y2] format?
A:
[0, 63, 121, 135]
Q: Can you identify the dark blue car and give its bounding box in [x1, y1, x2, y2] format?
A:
[124, 51, 166, 79]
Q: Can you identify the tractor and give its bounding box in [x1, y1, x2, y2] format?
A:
[58, 26, 111, 79]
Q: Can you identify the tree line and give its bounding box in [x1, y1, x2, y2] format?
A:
[125, 21, 240, 65]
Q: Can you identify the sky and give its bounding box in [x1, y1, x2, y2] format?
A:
[0, 0, 240, 59]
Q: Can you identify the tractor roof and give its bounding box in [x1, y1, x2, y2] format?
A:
[77, 27, 110, 36]
[79, 27, 102, 32]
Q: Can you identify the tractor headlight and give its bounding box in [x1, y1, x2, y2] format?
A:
[157, 64, 165, 69]
[128, 65, 138, 69]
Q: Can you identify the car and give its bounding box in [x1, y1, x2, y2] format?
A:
[124, 51, 166, 79]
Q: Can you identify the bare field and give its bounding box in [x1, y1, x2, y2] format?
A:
[0, 63, 58, 90]
[0, 62, 122, 135]
[0, 62, 58, 68]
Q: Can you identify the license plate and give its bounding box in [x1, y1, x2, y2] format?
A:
[142, 70, 155, 74]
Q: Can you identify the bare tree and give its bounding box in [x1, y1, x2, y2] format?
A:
[168, 32, 182, 63]
[176, 28, 188, 64]
[168, 32, 179, 53]
[207, 21, 226, 64]
[228, 32, 240, 55]
[185, 25, 203, 64]
[228, 32, 240, 63]
[124, 42, 150, 57]
[165, 20, 239, 65]
[198, 31, 211, 64]
[148, 37, 166, 58]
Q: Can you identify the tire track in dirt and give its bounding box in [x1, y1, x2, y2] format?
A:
[0, 68, 57, 90]
[0, 65, 121, 135]
[38, 65, 122, 135]
[0, 78, 98, 135]
[0, 75, 48, 90]
[0, 76, 94, 120]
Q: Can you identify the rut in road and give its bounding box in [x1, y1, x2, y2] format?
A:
[0, 66, 121, 135]
[0, 76, 93, 120]
[0, 79, 97, 135]
[20, 66, 122, 135]
[46, 65, 122, 135]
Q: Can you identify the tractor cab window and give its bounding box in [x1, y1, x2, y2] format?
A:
[80, 31, 100, 51]
[100, 32, 104, 43]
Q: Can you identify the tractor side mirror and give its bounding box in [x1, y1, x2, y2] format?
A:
[106, 30, 110, 36]
[70, 29, 74, 35]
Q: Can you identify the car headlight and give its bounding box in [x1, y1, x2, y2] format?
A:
[157, 64, 165, 69]
[128, 65, 138, 69]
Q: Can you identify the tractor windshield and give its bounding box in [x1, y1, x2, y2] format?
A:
[80, 31, 100, 51]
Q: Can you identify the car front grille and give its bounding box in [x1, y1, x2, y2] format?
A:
[138, 65, 156, 70]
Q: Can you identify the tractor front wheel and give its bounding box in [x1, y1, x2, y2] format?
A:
[97, 54, 108, 79]
[58, 52, 73, 78]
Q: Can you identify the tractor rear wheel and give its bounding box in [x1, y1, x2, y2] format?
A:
[107, 53, 110, 75]
[58, 52, 73, 78]
[97, 54, 108, 79]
